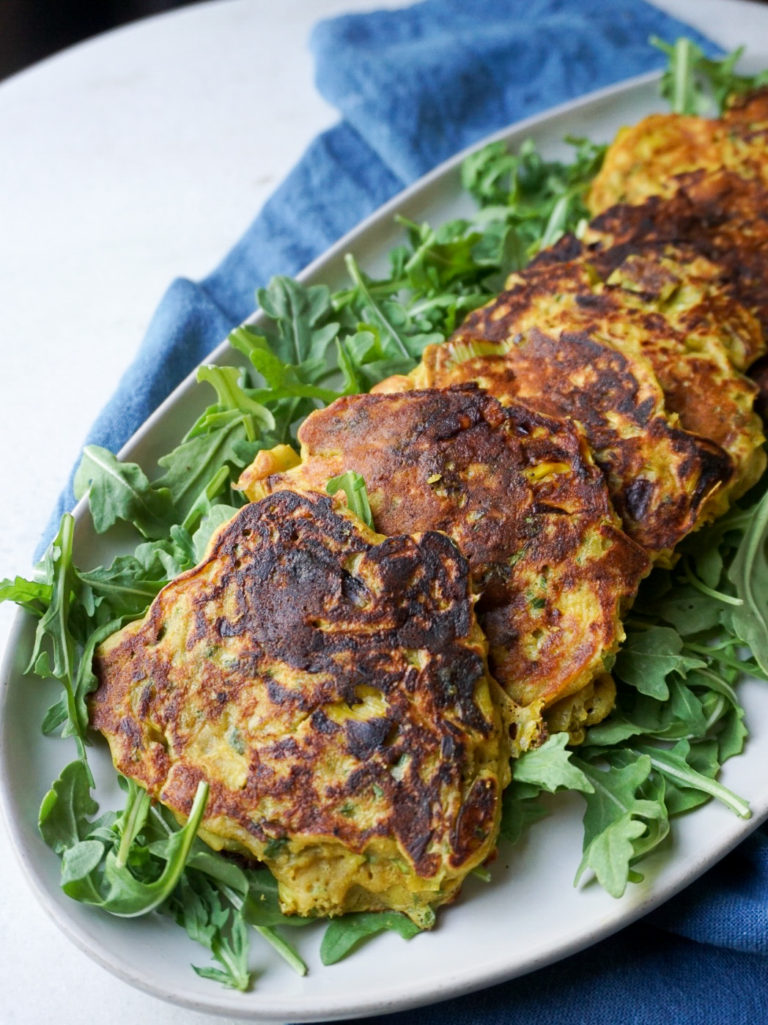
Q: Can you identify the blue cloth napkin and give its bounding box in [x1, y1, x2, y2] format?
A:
[46, 0, 768, 1021]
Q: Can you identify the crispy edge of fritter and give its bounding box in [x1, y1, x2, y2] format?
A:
[587, 112, 723, 211]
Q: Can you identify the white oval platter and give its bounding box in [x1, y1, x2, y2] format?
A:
[3, 69, 768, 1022]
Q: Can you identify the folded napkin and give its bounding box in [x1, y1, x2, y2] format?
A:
[45, 0, 768, 1021]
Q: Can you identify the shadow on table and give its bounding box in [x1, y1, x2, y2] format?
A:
[0, 0, 210, 82]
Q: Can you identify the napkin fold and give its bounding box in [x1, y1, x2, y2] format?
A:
[45, 0, 768, 1021]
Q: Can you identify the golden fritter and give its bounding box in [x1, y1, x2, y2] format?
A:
[579, 169, 768, 344]
[588, 87, 768, 211]
[91, 490, 511, 926]
[492, 255, 765, 514]
[238, 387, 650, 727]
[409, 326, 732, 560]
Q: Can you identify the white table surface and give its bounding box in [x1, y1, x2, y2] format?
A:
[0, 0, 766, 1021]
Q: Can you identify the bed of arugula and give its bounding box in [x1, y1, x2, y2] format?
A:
[3, 39, 768, 992]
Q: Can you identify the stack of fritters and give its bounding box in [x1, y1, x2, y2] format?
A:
[238, 387, 650, 736]
[91, 88, 768, 926]
[403, 250, 763, 553]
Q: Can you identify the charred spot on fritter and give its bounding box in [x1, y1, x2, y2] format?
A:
[421, 324, 732, 559]
[239, 387, 649, 719]
[91, 490, 509, 925]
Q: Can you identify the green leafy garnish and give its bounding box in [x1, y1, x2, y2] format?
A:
[40, 760, 209, 916]
[613, 625, 705, 701]
[573, 753, 668, 898]
[326, 470, 374, 529]
[460, 135, 606, 266]
[75, 446, 175, 540]
[725, 488, 768, 675]
[653, 37, 768, 115]
[320, 912, 422, 966]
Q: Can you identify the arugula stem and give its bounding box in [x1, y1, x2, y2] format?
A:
[686, 643, 768, 681]
[36, 515, 93, 779]
[102, 781, 210, 918]
[689, 666, 741, 706]
[683, 562, 743, 606]
[115, 782, 152, 869]
[703, 696, 727, 734]
[671, 38, 696, 114]
[638, 746, 751, 819]
[255, 925, 308, 977]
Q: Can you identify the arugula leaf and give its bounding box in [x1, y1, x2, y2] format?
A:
[74, 446, 176, 539]
[326, 471, 374, 529]
[40, 761, 211, 917]
[650, 582, 725, 635]
[511, 733, 594, 793]
[573, 755, 668, 897]
[172, 873, 251, 991]
[39, 759, 100, 855]
[76, 560, 165, 620]
[498, 790, 551, 846]
[229, 328, 340, 405]
[320, 912, 421, 966]
[0, 575, 52, 616]
[256, 276, 340, 367]
[614, 625, 705, 700]
[195, 366, 275, 435]
[26, 515, 93, 772]
[343, 254, 443, 360]
[633, 740, 751, 819]
[725, 488, 768, 674]
[460, 135, 606, 261]
[192, 504, 241, 562]
[153, 365, 274, 520]
[498, 736, 594, 849]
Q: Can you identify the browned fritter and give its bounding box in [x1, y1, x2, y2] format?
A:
[91, 490, 511, 924]
[410, 324, 731, 559]
[588, 87, 768, 211]
[238, 387, 650, 721]
[579, 169, 768, 346]
[489, 255, 765, 514]
[723, 86, 768, 134]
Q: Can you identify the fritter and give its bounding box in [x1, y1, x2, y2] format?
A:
[493, 254, 765, 514]
[579, 169, 768, 345]
[588, 87, 768, 211]
[91, 490, 511, 926]
[409, 316, 732, 560]
[238, 387, 650, 735]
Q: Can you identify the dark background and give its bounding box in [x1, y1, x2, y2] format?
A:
[0, 0, 206, 82]
[4, 0, 768, 84]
